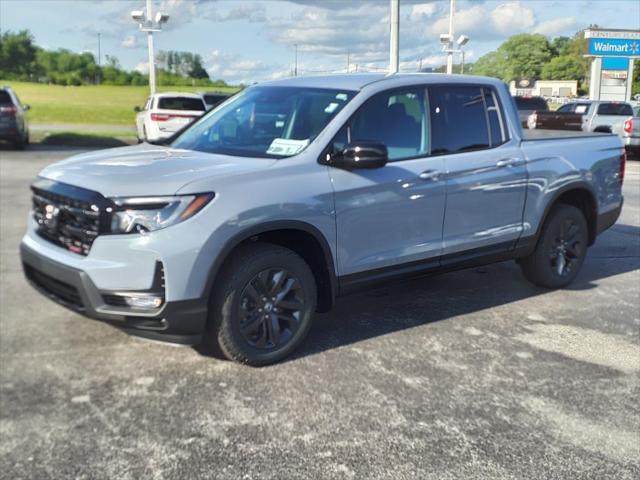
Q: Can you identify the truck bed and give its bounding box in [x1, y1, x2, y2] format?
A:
[522, 129, 613, 141]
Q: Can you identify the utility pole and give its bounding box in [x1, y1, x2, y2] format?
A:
[460, 50, 465, 74]
[96, 32, 101, 85]
[146, 0, 156, 94]
[389, 0, 399, 74]
[347, 51, 350, 73]
[294, 44, 298, 76]
[418, 58, 422, 72]
[131, 0, 169, 95]
[446, 0, 455, 74]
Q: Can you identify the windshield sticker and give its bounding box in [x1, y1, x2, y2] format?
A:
[324, 102, 340, 114]
[267, 138, 310, 156]
[335, 93, 348, 101]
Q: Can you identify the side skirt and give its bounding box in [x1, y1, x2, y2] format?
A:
[338, 238, 536, 295]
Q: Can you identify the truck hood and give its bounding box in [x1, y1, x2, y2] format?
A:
[38, 144, 276, 197]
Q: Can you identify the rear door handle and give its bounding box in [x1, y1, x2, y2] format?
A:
[419, 170, 441, 181]
[496, 157, 522, 168]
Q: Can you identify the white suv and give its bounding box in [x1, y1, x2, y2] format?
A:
[135, 92, 206, 143]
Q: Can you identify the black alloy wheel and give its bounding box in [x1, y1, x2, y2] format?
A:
[238, 268, 305, 349]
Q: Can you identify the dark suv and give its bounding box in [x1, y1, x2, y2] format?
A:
[0, 87, 30, 149]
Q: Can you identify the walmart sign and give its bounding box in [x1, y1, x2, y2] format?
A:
[588, 38, 640, 57]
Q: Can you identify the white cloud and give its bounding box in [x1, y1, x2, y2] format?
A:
[410, 3, 438, 20]
[533, 17, 578, 36]
[135, 61, 149, 74]
[490, 1, 536, 35]
[121, 35, 137, 48]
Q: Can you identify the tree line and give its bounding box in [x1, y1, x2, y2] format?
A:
[0, 30, 228, 87]
[469, 30, 640, 96]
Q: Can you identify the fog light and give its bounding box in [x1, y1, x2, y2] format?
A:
[123, 295, 164, 310]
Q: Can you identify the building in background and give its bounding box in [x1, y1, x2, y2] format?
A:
[509, 79, 578, 99]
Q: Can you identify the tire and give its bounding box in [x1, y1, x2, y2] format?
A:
[142, 126, 148, 143]
[13, 136, 25, 150]
[205, 243, 317, 366]
[520, 204, 588, 289]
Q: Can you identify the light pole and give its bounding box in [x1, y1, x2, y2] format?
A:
[131, 0, 169, 95]
[389, 0, 400, 74]
[457, 35, 469, 74]
[294, 44, 298, 76]
[446, 0, 455, 74]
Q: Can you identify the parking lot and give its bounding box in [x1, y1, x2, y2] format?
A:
[1, 147, 639, 479]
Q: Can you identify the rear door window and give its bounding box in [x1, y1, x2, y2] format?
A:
[557, 103, 574, 113]
[597, 103, 633, 115]
[574, 103, 591, 114]
[158, 97, 206, 111]
[484, 89, 507, 147]
[429, 86, 490, 154]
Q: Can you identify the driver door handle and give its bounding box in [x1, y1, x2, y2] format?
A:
[419, 170, 441, 181]
[496, 157, 522, 168]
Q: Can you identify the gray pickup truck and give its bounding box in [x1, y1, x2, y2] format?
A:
[21, 74, 625, 365]
[528, 100, 634, 134]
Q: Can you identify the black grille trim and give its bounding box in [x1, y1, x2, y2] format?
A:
[31, 178, 113, 256]
[24, 264, 84, 311]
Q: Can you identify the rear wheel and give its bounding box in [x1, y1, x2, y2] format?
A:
[205, 243, 317, 366]
[520, 204, 588, 288]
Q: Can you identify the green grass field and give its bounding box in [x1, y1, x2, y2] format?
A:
[1, 81, 240, 126]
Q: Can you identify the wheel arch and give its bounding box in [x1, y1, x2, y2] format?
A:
[536, 182, 598, 246]
[203, 221, 338, 313]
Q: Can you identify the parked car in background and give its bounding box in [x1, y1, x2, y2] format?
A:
[528, 100, 634, 134]
[0, 86, 29, 149]
[200, 91, 232, 111]
[513, 96, 548, 127]
[135, 92, 206, 143]
[22, 74, 625, 365]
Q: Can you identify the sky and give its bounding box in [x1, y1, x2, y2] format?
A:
[1, 0, 639, 83]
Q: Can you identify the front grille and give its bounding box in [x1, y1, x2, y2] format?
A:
[31, 179, 112, 256]
[24, 264, 84, 310]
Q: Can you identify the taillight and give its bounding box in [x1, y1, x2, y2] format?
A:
[623, 117, 633, 134]
[0, 105, 17, 114]
[619, 151, 626, 185]
[150, 113, 170, 122]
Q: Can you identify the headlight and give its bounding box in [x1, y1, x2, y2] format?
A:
[110, 193, 214, 234]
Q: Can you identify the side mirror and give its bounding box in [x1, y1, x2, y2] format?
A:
[330, 142, 388, 170]
[23, 104, 30, 111]
[133, 106, 142, 112]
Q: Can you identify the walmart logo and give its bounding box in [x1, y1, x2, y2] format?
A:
[590, 39, 640, 57]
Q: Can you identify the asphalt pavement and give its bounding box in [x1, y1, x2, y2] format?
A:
[1, 145, 639, 479]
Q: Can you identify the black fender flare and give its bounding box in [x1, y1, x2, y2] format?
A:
[201, 220, 338, 308]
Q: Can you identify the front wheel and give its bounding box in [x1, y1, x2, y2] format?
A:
[205, 243, 317, 366]
[520, 204, 588, 288]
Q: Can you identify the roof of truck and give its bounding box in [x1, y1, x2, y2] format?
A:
[258, 73, 506, 91]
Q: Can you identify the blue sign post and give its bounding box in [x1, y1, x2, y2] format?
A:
[585, 29, 640, 102]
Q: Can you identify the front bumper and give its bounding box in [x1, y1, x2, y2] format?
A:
[20, 243, 207, 344]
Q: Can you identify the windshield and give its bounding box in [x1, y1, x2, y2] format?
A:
[172, 86, 356, 158]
